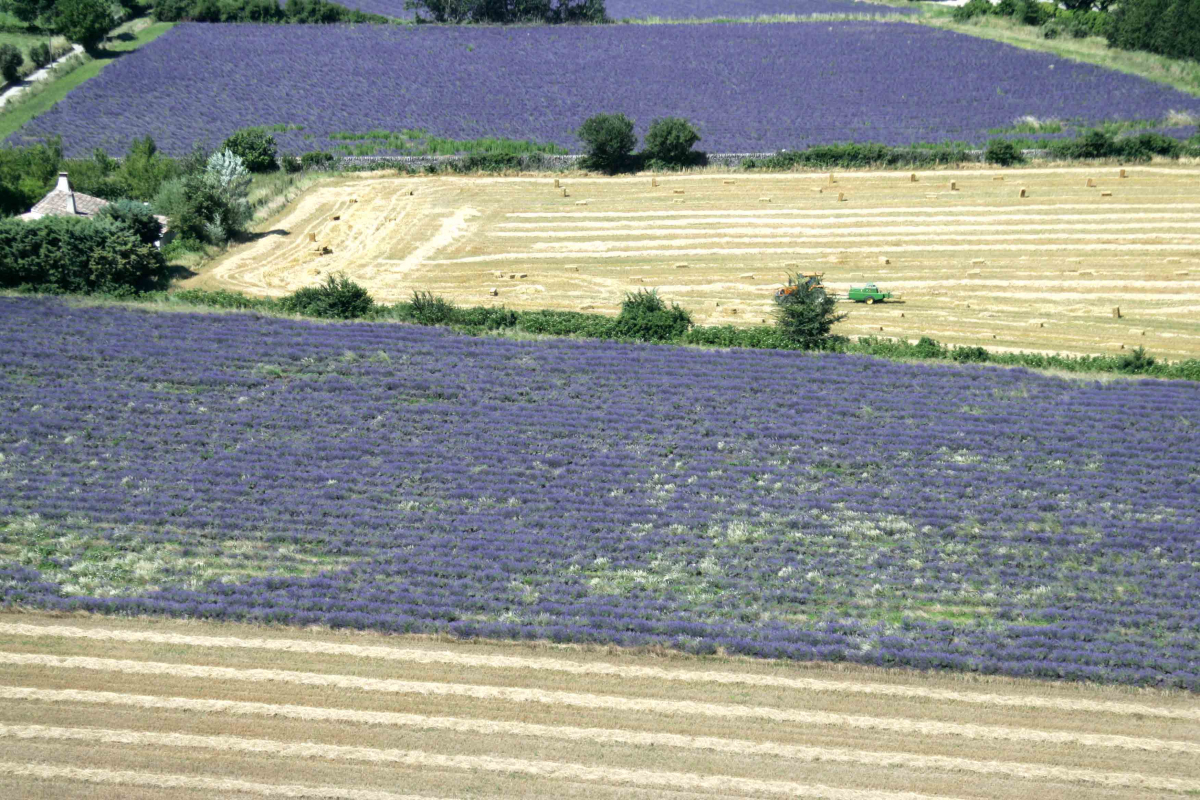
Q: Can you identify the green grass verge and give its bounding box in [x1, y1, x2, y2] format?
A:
[0, 19, 173, 142]
[918, 10, 1200, 98]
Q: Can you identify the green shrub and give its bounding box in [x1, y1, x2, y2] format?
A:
[27, 42, 53, 69]
[221, 128, 278, 173]
[985, 139, 1025, 166]
[609, 289, 692, 342]
[281, 155, 302, 174]
[0, 215, 167, 295]
[643, 117, 702, 168]
[951, 345, 991, 363]
[0, 138, 62, 217]
[1116, 345, 1156, 373]
[772, 273, 846, 350]
[952, 0, 994, 20]
[0, 44, 23, 84]
[300, 151, 335, 170]
[1117, 132, 1181, 160]
[408, 290, 459, 325]
[280, 273, 374, 319]
[577, 113, 636, 175]
[96, 199, 163, 246]
[1048, 128, 1118, 160]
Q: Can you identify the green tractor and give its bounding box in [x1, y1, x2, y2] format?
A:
[847, 284, 892, 305]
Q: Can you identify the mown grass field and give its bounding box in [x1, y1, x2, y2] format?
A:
[199, 164, 1200, 358]
[1, 611, 1197, 799]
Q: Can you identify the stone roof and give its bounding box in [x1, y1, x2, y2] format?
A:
[20, 173, 109, 220]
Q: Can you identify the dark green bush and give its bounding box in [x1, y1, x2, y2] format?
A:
[280, 273, 374, 319]
[1116, 345, 1156, 373]
[408, 290, 459, 325]
[773, 273, 846, 350]
[0, 44, 23, 84]
[578, 113, 636, 175]
[952, 0, 994, 20]
[27, 42, 53, 69]
[1107, 0, 1200, 62]
[300, 151, 335, 170]
[1117, 132, 1181, 160]
[951, 345, 991, 363]
[281, 155, 302, 173]
[221, 128, 278, 173]
[609, 289, 693, 342]
[985, 139, 1025, 166]
[1048, 129, 1117, 159]
[96, 199, 163, 245]
[0, 215, 167, 295]
[643, 117, 702, 168]
[743, 142, 973, 171]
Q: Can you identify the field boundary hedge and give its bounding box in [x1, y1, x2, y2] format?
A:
[138, 289, 1200, 382]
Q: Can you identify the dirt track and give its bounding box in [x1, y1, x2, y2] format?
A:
[194, 166, 1200, 358]
[1, 612, 1197, 799]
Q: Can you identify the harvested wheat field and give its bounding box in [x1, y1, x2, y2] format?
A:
[0, 612, 1198, 800]
[196, 165, 1200, 358]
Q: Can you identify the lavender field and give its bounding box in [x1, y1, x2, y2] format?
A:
[11, 22, 1200, 157]
[1, 298, 1198, 689]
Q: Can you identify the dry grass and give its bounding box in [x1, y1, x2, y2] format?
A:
[192, 166, 1200, 359]
[0, 611, 1196, 799]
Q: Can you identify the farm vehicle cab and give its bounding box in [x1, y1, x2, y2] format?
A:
[847, 284, 892, 304]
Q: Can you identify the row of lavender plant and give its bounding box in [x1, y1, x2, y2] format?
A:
[0, 298, 1197, 688]
[10, 22, 1199, 156]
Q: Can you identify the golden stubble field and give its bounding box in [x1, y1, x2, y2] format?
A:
[1, 611, 1198, 799]
[197, 165, 1200, 358]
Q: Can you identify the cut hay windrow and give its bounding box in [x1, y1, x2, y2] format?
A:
[525, 233, 1200, 250]
[504, 203, 1200, 219]
[490, 222, 1200, 239]
[1, 623, 1192, 722]
[1, 652, 1195, 753]
[427, 243, 1200, 264]
[0, 724, 966, 800]
[3, 685, 1194, 792]
[0, 760, 447, 800]
[494, 211, 1200, 229]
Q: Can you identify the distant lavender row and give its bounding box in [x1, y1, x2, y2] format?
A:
[1, 299, 1198, 689]
[342, 0, 915, 20]
[10, 22, 1199, 157]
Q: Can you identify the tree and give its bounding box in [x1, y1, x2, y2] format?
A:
[54, 0, 113, 53]
[0, 137, 62, 217]
[221, 127, 279, 173]
[773, 273, 846, 350]
[577, 113, 636, 174]
[120, 136, 180, 201]
[643, 117, 701, 167]
[0, 44, 22, 84]
[96, 199, 164, 246]
[0, 0, 55, 24]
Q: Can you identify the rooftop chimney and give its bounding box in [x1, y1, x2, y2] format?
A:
[56, 172, 75, 215]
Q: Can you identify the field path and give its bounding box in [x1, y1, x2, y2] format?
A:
[1, 612, 1196, 799]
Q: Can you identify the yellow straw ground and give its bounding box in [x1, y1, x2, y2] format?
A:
[193, 165, 1200, 358]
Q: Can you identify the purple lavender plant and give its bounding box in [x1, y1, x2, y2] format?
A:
[1, 297, 1198, 690]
